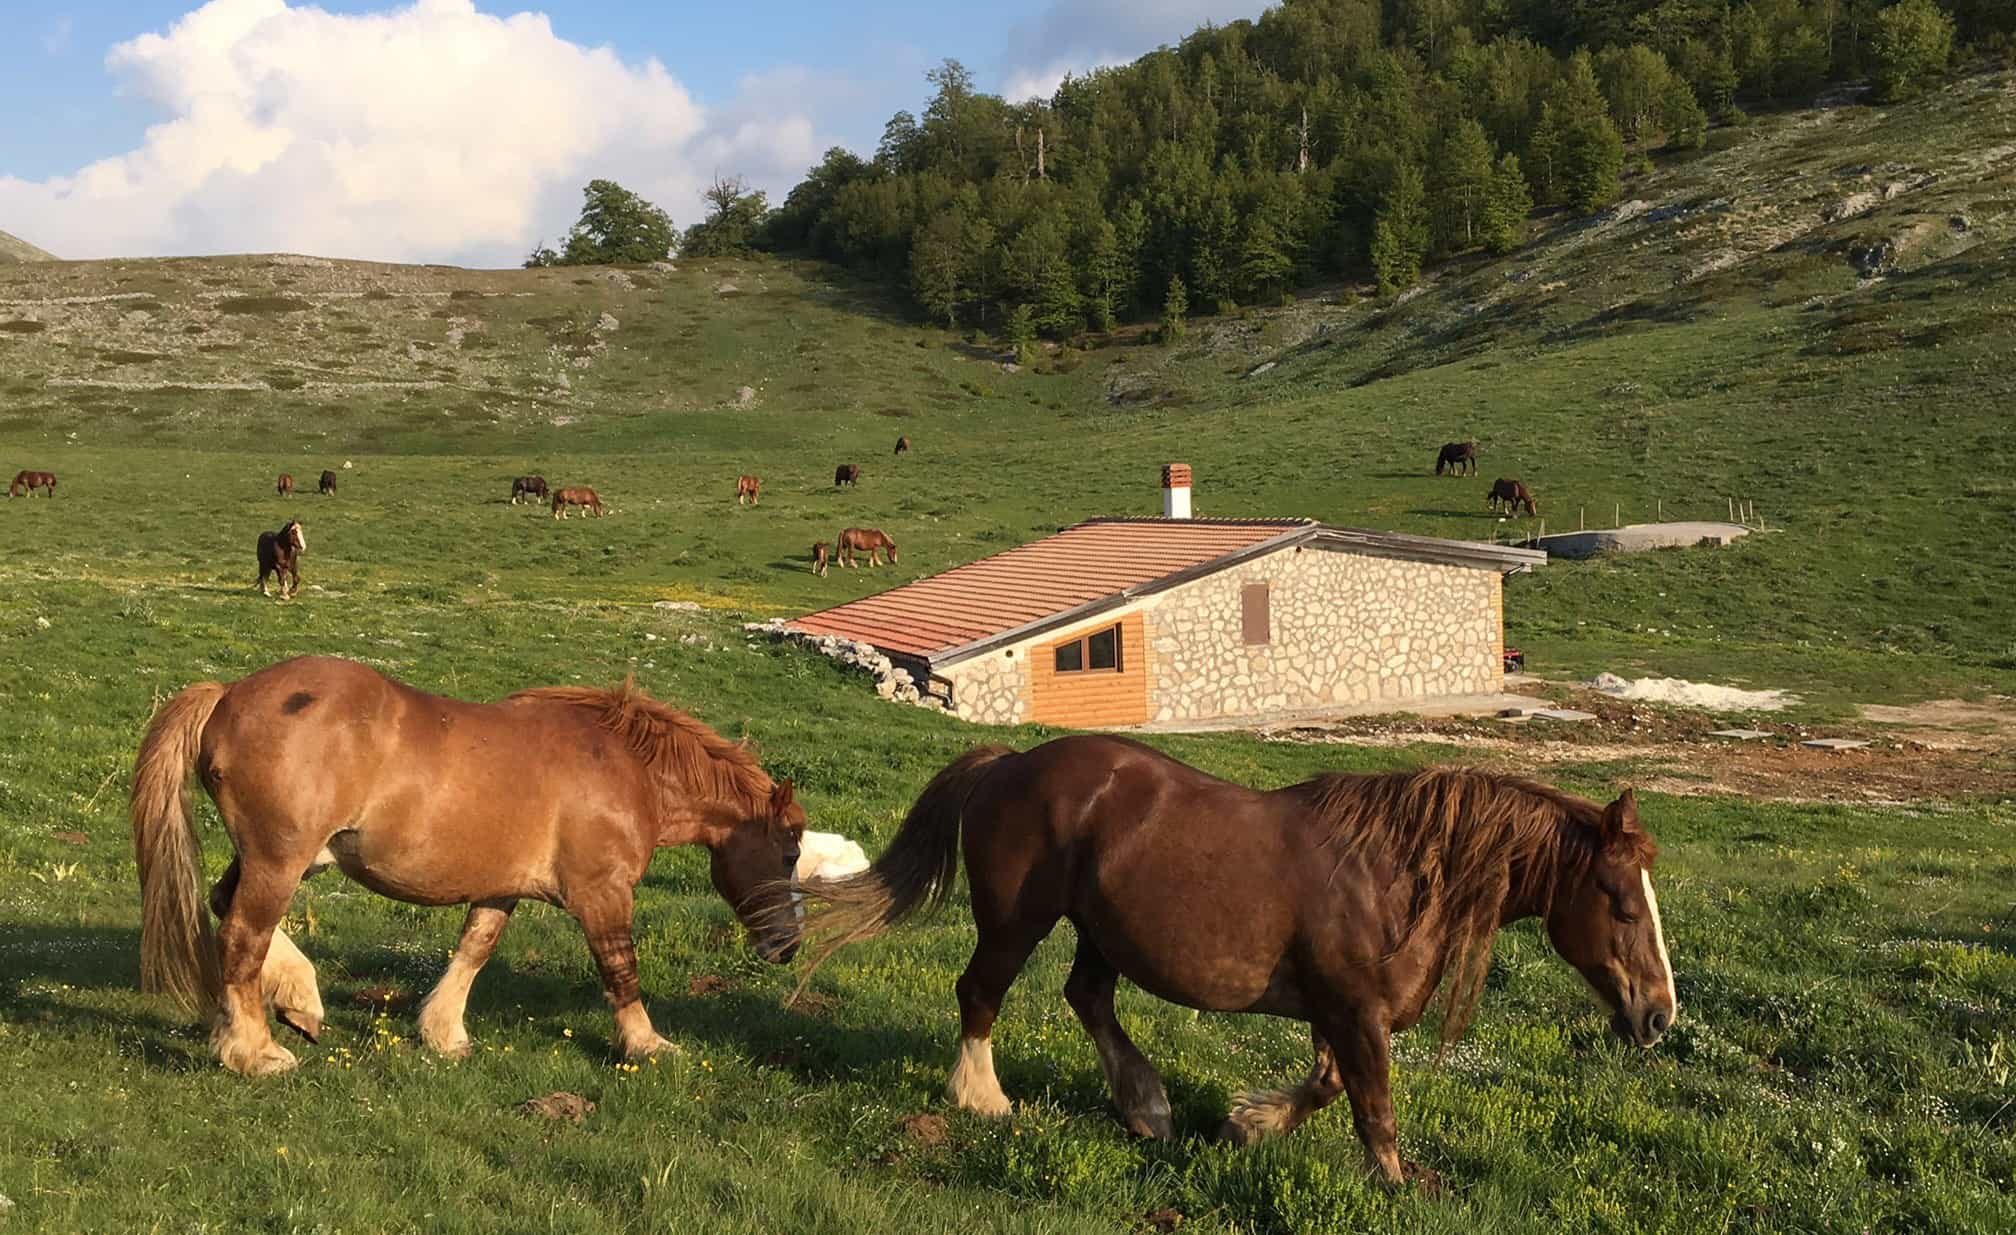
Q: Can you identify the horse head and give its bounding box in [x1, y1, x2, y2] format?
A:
[285, 521, 306, 553]
[1544, 789, 1675, 1048]
[708, 778, 806, 963]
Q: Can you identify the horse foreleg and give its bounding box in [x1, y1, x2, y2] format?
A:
[1064, 937, 1173, 1140]
[418, 899, 516, 1057]
[569, 886, 674, 1059]
[1219, 1023, 1346, 1146]
[210, 861, 304, 1076]
[1324, 1013, 1432, 1191]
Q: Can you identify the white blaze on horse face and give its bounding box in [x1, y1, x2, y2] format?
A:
[1641, 868, 1676, 1009]
[292, 524, 307, 552]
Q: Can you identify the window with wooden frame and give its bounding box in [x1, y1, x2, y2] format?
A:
[1241, 583, 1271, 645]
[1054, 624, 1123, 674]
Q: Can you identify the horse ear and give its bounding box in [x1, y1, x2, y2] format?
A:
[770, 778, 795, 814]
[1600, 788, 1638, 845]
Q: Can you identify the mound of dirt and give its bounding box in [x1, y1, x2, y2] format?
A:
[1590, 673, 1791, 712]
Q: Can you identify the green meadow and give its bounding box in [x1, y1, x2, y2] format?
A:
[1, 73, 2012, 1234]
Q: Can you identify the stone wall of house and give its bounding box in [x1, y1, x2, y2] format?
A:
[939, 648, 1031, 725]
[1139, 545, 1503, 724]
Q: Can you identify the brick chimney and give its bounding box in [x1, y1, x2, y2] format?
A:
[1161, 463, 1192, 519]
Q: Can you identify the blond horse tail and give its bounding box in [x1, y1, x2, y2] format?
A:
[788, 744, 1015, 998]
[130, 681, 228, 1014]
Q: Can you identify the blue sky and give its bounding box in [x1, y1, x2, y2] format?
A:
[0, 0, 1261, 263]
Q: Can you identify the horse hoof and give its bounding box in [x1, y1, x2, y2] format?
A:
[276, 1008, 322, 1043]
[1124, 1110, 1176, 1142]
[222, 1041, 299, 1077]
[623, 1034, 680, 1060]
[1214, 1116, 1262, 1146]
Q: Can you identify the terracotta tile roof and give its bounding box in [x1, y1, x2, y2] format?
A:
[792, 518, 1311, 660]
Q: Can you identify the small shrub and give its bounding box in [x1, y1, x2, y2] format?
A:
[0, 319, 47, 334]
[215, 296, 311, 315]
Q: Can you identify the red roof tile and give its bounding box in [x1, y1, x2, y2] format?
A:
[792, 518, 1310, 660]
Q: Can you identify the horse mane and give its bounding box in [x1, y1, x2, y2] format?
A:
[511, 678, 774, 816]
[1297, 767, 1655, 1048]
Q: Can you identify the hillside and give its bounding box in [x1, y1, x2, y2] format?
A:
[1, 72, 2013, 708]
[0, 227, 56, 263]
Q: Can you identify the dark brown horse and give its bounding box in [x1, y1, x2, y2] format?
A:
[836, 527, 897, 567]
[811, 541, 830, 576]
[255, 520, 306, 599]
[552, 486, 604, 518]
[276, 473, 295, 497]
[894, 436, 911, 455]
[511, 475, 549, 505]
[1487, 478, 1539, 516]
[130, 656, 806, 1076]
[835, 463, 860, 487]
[319, 470, 338, 496]
[798, 737, 1674, 1188]
[9, 469, 56, 497]
[737, 475, 762, 506]
[1434, 442, 1477, 476]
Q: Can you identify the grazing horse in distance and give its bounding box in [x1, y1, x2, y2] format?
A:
[736, 475, 762, 506]
[9, 470, 56, 497]
[836, 527, 896, 567]
[796, 737, 1675, 1191]
[128, 655, 806, 1075]
[276, 473, 295, 498]
[835, 463, 860, 487]
[318, 470, 338, 496]
[551, 487, 604, 519]
[811, 541, 830, 576]
[511, 475, 549, 505]
[1487, 478, 1539, 516]
[256, 520, 306, 599]
[1435, 441, 1477, 476]
[894, 435, 911, 455]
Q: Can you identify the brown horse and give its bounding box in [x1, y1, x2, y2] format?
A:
[836, 527, 897, 567]
[511, 475, 549, 505]
[1487, 478, 1539, 516]
[737, 475, 762, 506]
[811, 541, 830, 576]
[1434, 442, 1477, 476]
[255, 520, 306, 599]
[835, 463, 860, 487]
[319, 470, 338, 496]
[894, 436, 911, 455]
[129, 656, 806, 1076]
[9, 469, 56, 497]
[552, 486, 604, 518]
[797, 737, 1674, 1188]
[276, 473, 295, 497]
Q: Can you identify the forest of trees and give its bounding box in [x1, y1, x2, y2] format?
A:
[744, 0, 1996, 337]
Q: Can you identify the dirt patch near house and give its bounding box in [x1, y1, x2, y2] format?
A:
[1264, 688, 2016, 804]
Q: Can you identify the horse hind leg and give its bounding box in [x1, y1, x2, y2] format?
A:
[947, 921, 1053, 1118]
[418, 899, 516, 1057]
[1219, 1023, 1348, 1148]
[1064, 936, 1173, 1140]
[212, 858, 323, 1041]
[210, 859, 306, 1076]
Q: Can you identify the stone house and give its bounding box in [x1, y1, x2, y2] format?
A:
[791, 467, 1543, 728]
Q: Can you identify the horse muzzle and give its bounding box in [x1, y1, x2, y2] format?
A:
[1612, 1004, 1672, 1049]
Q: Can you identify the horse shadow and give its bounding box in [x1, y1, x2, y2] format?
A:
[0, 923, 216, 1072]
[1405, 508, 1496, 519]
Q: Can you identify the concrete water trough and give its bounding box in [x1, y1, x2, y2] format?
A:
[1527, 521, 1751, 561]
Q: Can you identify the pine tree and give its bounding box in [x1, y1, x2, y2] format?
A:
[910, 210, 967, 328]
[1549, 54, 1625, 213]
[1085, 219, 1123, 331]
[1370, 162, 1430, 295]
[1034, 260, 1083, 339]
[1003, 303, 1037, 363]
[1431, 119, 1496, 254]
[1160, 274, 1188, 343]
[1113, 200, 1149, 318]
[1481, 154, 1533, 254]
[1238, 217, 1294, 302]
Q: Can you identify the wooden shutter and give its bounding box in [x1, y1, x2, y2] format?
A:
[1241, 583, 1271, 645]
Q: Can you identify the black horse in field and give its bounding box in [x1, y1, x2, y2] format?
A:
[1434, 442, 1477, 476]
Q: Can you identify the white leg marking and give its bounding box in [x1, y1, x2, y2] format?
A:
[946, 1035, 1011, 1117]
[1641, 869, 1676, 1008]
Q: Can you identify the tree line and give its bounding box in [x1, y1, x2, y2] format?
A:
[537, 0, 1994, 342]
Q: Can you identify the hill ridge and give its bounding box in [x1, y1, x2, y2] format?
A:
[0, 228, 56, 263]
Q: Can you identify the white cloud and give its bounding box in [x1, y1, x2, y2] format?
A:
[996, 0, 1265, 100]
[0, 0, 842, 266]
[1001, 58, 1128, 105]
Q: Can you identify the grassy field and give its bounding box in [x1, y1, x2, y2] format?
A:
[1, 73, 2012, 1233]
